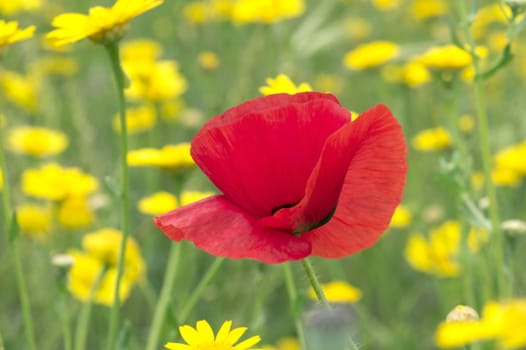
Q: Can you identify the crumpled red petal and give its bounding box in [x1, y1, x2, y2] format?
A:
[299, 104, 407, 257]
[154, 195, 312, 263]
[190, 92, 350, 218]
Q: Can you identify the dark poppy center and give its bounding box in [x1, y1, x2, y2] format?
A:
[294, 207, 337, 236]
[271, 201, 299, 215]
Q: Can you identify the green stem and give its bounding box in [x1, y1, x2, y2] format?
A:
[60, 295, 72, 350]
[145, 243, 183, 350]
[75, 267, 107, 350]
[104, 42, 131, 350]
[282, 263, 306, 350]
[456, 0, 508, 298]
[300, 258, 329, 306]
[300, 258, 360, 350]
[0, 113, 37, 350]
[178, 257, 225, 324]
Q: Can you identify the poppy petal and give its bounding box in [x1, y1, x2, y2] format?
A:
[154, 195, 312, 263]
[299, 104, 407, 257]
[190, 92, 349, 217]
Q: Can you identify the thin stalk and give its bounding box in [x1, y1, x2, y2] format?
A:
[74, 267, 107, 350]
[145, 243, 183, 350]
[300, 259, 329, 306]
[178, 257, 225, 324]
[60, 297, 72, 350]
[300, 258, 360, 350]
[104, 42, 131, 350]
[456, 0, 508, 298]
[282, 263, 306, 350]
[0, 115, 37, 350]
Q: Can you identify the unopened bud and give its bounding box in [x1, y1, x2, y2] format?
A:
[445, 305, 479, 322]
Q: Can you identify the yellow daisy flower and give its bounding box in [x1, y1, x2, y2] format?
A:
[7, 126, 68, 157]
[389, 204, 412, 228]
[46, 0, 164, 47]
[0, 20, 35, 52]
[436, 299, 526, 349]
[0, 0, 41, 16]
[22, 163, 99, 201]
[138, 191, 178, 215]
[16, 203, 52, 241]
[308, 280, 362, 303]
[127, 143, 195, 168]
[343, 41, 400, 70]
[411, 127, 452, 152]
[67, 228, 145, 306]
[165, 320, 261, 350]
[259, 74, 312, 96]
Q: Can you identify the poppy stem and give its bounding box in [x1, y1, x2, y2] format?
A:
[104, 42, 131, 350]
[300, 258, 329, 306]
[300, 258, 360, 350]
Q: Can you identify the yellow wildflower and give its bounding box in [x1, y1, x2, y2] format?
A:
[410, 0, 448, 20]
[411, 127, 452, 151]
[261, 337, 300, 350]
[471, 169, 522, 189]
[436, 299, 526, 349]
[417, 45, 488, 70]
[138, 191, 178, 215]
[47, 0, 164, 47]
[22, 163, 99, 201]
[7, 126, 68, 157]
[0, 169, 3, 190]
[127, 143, 195, 168]
[16, 203, 52, 240]
[494, 141, 526, 176]
[124, 60, 187, 103]
[138, 190, 214, 215]
[471, 4, 510, 40]
[0, 69, 38, 113]
[113, 104, 156, 134]
[121, 39, 162, 62]
[405, 221, 462, 277]
[165, 320, 261, 350]
[67, 252, 133, 306]
[343, 41, 400, 70]
[181, 190, 215, 206]
[406, 221, 489, 277]
[259, 74, 312, 95]
[230, 0, 305, 24]
[198, 50, 220, 70]
[389, 204, 412, 228]
[57, 197, 95, 230]
[372, 0, 400, 11]
[0, 0, 41, 15]
[382, 61, 431, 88]
[67, 228, 145, 306]
[308, 280, 362, 303]
[0, 20, 35, 52]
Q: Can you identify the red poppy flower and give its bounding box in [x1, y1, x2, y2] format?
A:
[155, 92, 407, 263]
